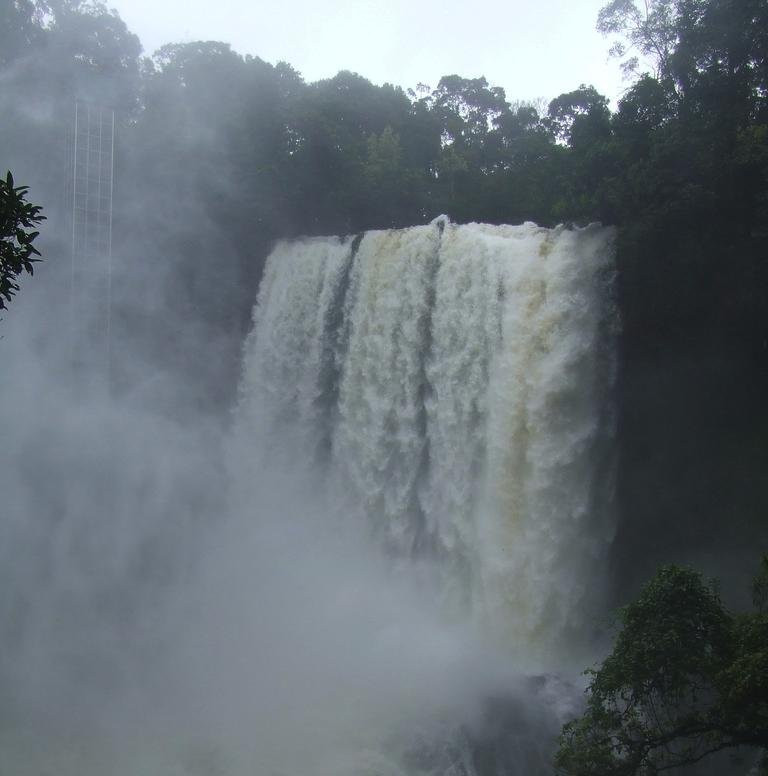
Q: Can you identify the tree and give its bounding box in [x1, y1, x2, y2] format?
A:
[0, 171, 45, 311]
[424, 75, 510, 149]
[597, 0, 768, 122]
[44, 0, 142, 110]
[0, 0, 46, 67]
[597, 0, 681, 80]
[547, 85, 611, 147]
[555, 559, 768, 775]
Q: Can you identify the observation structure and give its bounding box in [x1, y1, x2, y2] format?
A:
[66, 100, 115, 387]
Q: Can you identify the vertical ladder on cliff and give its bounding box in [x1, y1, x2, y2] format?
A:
[68, 99, 115, 391]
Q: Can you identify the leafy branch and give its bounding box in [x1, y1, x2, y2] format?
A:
[0, 170, 45, 311]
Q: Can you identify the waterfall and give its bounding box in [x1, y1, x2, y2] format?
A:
[0, 216, 617, 776]
[237, 217, 617, 658]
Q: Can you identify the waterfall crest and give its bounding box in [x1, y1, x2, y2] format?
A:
[238, 219, 617, 656]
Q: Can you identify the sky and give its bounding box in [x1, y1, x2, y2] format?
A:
[107, 0, 628, 106]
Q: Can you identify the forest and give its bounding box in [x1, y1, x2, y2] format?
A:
[1, 0, 767, 772]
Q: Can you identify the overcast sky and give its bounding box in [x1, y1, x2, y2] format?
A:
[108, 0, 627, 106]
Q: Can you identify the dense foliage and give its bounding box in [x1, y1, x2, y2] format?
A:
[0, 171, 44, 311]
[555, 559, 768, 775]
[3, 0, 766, 303]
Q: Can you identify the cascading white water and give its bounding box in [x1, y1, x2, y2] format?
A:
[0, 216, 616, 776]
[238, 217, 617, 660]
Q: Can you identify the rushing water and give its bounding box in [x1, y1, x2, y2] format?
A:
[238, 217, 617, 660]
[0, 217, 617, 776]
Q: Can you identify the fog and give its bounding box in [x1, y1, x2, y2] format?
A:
[0, 22, 616, 768]
[0, 56, 589, 767]
[9, 3, 765, 774]
[0, 87, 608, 773]
[0, 220, 586, 775]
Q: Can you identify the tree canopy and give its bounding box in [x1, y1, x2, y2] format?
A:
[555, 559, 768, 775]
